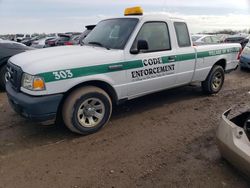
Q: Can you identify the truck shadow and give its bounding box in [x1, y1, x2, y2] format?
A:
[0, 84, 209, 155]
[112, 84, 204, 118]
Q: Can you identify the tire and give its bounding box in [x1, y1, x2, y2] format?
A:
[0, 65, 7, 90]
[201, 65, 225, 94]
[244, 115, 250, 133]
[62, 86, 112, 135]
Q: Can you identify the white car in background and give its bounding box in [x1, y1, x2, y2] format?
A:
[14, 34, 31, 42]
[31, 37, 55, 48]
[192, 34, 220, 46]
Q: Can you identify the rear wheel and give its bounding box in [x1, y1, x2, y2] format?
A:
[62, 86, 112, 135]
[202, 65, 224, 94]
[0, 65, 7, 90]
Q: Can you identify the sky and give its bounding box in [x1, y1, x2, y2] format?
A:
[0, 0, 249, 34]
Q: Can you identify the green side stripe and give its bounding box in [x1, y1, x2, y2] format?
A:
[175, 53, 196, 61]
[40, 60, 143, 83]
[197, 47, 240, 58]
[39, 47, 240, 83]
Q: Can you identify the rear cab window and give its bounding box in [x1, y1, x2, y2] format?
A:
[174, 22, 191, 47]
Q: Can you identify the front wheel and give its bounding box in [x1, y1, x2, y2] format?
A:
[62, 86, 112, 135]
[202, 65, 225, 94]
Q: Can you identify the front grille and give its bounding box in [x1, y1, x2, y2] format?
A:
[6, 62, 23, 91]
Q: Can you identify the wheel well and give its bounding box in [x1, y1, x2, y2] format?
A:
[70, 81, 117, 101]
[214, 59, 226, 70]
[56, 80, 118, 124]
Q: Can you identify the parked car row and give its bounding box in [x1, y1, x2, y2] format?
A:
[0, 25, 96, 49]
[0, 25, 95, 89]
[21, 26, 94, 49]
[192, 33, 250, 48]
[45, 33, 80, 47]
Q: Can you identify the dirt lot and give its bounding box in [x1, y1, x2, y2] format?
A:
[0, 69, 250, 188]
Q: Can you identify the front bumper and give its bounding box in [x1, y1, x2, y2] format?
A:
[6, 82, 63, 122]
[216, 109, 250, 176]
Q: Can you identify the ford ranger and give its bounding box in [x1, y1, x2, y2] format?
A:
[6, 7, 241, 135]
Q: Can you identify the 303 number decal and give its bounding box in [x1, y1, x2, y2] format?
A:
[53, 70, 73, 80]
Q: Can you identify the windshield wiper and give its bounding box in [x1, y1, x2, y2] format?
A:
[88, 41, 110, 50]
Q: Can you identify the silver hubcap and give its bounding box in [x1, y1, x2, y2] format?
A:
[77, 98, 105, 128]
[212, 72, 223, 90]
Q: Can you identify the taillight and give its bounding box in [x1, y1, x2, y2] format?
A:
[237, 48, 243, 60]
[64, 42, 73, 45]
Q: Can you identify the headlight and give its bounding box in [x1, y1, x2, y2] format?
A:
[22, 73, 46, 91]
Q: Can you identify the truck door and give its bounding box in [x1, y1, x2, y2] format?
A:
[125, 21, 178, 98]
[173, 22, 196, 85]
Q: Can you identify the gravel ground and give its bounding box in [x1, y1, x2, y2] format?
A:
[0, 69, 250, 188]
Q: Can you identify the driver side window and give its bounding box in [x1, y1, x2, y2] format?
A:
[131, 22, 171, 53]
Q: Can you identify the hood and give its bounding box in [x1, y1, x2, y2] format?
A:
[9, 45, 124, 74]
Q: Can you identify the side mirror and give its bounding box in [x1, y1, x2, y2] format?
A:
[130, 40, 149, 54]
[138, 40, 149, 51]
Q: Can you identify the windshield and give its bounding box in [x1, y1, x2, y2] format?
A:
[83, 18, 139, 50]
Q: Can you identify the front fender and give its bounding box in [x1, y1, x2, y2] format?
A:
[22, 72, 125, 100]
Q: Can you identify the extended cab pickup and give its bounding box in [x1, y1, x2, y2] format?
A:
[6, 7, 241, 135]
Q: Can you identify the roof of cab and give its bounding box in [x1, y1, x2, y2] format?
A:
[108, 14, 185, 23]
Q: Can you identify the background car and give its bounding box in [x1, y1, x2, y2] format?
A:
[224, 35, 249, 48]
[55, 33, 82, 46]
[217, 107, 250, 177]
[216, 34, 231, 43]
[31, 37, 55, 48]
[240, 42, 250, 69]
[192, 34, 220, 46]
[54, 34, 71, 46]
[21, 35, 44, 46]
[66, 35, 81, 45]
[14, 34, 31, 42]
[0, 40, 33, 89]
[45, 37, 58, 47]
[79, 25, 96, 45]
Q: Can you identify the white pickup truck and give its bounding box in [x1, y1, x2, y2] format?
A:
[6, 7, 241, 135]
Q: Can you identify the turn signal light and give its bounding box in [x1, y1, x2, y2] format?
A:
[33, 78, 45, 90]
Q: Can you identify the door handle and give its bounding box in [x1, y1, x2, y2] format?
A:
[108, 64, 124, 70]
[168, 56, 176, 62]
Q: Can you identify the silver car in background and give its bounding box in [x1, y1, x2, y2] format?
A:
[31, 37, 55, 48]
[192, 34, 220, 46]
